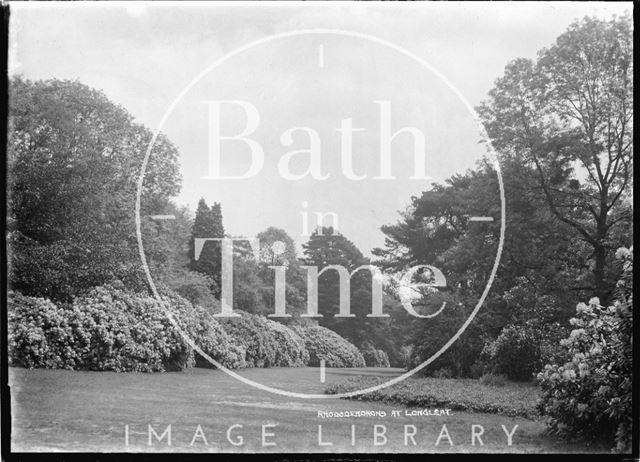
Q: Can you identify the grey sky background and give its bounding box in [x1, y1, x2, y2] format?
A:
[9, 1, 631, 257]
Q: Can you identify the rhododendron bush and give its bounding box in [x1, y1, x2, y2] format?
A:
[220, 313, 309, 368]
[8, 284, 246, 372]
[292, 325, 366, 368]
[536, 248, 633, 452]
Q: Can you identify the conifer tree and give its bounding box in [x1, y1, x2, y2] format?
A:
[189, 198, 225, 294]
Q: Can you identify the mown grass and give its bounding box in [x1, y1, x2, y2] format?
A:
[325, 375, 541, 419]
[11, 367, 610, 453]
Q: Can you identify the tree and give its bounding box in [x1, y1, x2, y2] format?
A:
[302, 227, 391, 349]
[7, 77, 181, 301]
[478, 15, 633, 303]
[255, 227, 307, 318]
[373, 160, 588, 375]
[188, 198, 225, 295]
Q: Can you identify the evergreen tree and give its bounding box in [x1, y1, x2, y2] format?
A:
[302, 227, 390, 350]
[189, 198, 225, 295]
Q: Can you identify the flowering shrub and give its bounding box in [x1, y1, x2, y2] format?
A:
[161, 291, 246, 370]
[8, 292, 81, 369]
[292, 325, 365, 368]
[267, 319, 310, 367]
[480, 321, 567, 381]
[8, 287, 189, 372]
[537, 247, 633, 452]
[8, 284, 246, 372]
[72, 285, 194, 372]
[220, 313, 309, 367]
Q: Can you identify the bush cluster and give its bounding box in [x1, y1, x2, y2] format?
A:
[8, 283, 378, 373]
[361, 343, 390, 368]
[161, 290, 246, 370]
[536, 248, 633, 453]
[292, 325, 365, 368]
[220, 313, 309, 368]
[8, 286, 189, 372]
[8, 285, 244, 372]
[479, 321, 567, 381]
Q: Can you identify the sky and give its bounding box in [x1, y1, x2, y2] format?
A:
[8, 1, 631, 257]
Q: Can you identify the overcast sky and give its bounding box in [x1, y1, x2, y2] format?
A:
[9, 1, 631, 257]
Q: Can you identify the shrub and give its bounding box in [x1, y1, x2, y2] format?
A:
[160, 290, 245, 370]
[8, 286, 192, 372]
[162, 270, 219, 312]
[8, 284, 246, 372]
[479, 373, 508, 387]
[399, 345, 414, 368]
[291, 325, 365, 368]
[361, 344, 390, 368]
[480, 321, 567, 381]
[220, 313, 309, 368]
[8, 292, 81, 369]
[431, 367, 453, 379]
[537, 247, 633, 453]
[267, 319, 310, 367]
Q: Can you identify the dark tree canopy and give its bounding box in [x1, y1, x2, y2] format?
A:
[8, 77, 182, 301]
[478, 15, 633, 303]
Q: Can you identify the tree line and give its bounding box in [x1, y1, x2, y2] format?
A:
[7, 14, 632, 376]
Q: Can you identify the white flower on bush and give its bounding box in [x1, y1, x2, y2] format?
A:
[568, 328, 586, 341]
[576, 302, 589, 314]
[615, 247, 631, 260]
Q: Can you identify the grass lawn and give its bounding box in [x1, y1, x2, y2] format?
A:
[8, 366, 608, 453]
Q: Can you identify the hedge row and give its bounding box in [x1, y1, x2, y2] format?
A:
[8, 287, 373, 371]
[8, 287, 193, 372]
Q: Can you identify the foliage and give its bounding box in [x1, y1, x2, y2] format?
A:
[188, 198, 224, 295]
[302, 227, 393, 362]
[480, 321, 568, 381]
[326, 375, 539, 418]
[405, 293, 485, 378]
[8, 287, 191, 372]
[479, 373, 508, 387]
[399, 345, 414, 368]
[7, 285, 246, 372]
[267, 319, 311, 368]
[159, 290, 246, 370]
[162, 269, 218, 312]
[291, 325, 365, 368]
[7, 77, 181, 302]
[536, 247, 633, 452]
[431, 367, 453, 379]
[256, 227, 307, 317]
[220, 313, 309, 368]
[361, 343, 390, 368]
[478, 15, 633, 303]
[374, 15, 632, 378]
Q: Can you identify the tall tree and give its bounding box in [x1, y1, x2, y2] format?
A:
[7, 77, 181, 301]
[478, 15, 633, 303]
[302, 227, 388, 348]
[255, 227, 306, 317]
[189, 198, 225, 294]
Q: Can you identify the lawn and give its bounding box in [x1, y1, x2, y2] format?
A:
[8, 367, 608, 453]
